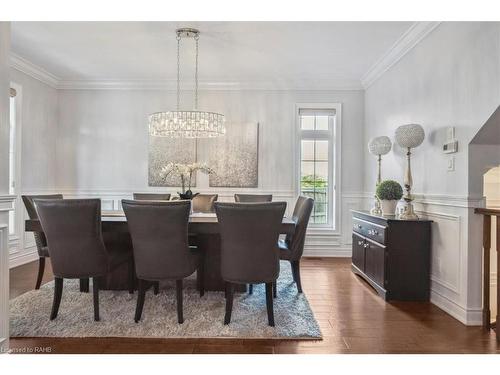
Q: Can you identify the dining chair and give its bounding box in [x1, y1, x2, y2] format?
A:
[133, 193, 171, 201]
[234, 194, 272, 202]
[192, 194, 218, 213]
[122, 199, 204, 324]
[35, 199, 134, 321]
[278, 196, 314, 293]
[22, 194, 63, 290]
[215, 201, 286, 326]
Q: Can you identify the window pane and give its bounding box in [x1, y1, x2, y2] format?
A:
[300, 139, 329, 225]
[315, 116, 329, 130]
[301, 140, 314, 161]
[315, 140, 328, 161]
[300, 115, 314, 130]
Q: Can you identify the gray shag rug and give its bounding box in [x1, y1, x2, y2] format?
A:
[10, 261, 321, 339]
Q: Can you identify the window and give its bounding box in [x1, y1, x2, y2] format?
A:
[297, 104, 340, 229]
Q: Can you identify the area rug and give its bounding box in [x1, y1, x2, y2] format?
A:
[10, 261, 322, 339]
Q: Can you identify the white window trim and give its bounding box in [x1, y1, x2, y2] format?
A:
[8, 82, 23, 244]
[294, 103, 341, 234]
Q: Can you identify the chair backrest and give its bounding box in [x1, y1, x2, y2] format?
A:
[122, 199, 196, 280]
[133, 193, 171, 201]
[234, 194, 272, 203]
[35, 199, 108, 278]
[215, 202, 286, 284]
[22, 194, 63, 256]
[192, 194, 218, 213]
[285, 196, 314, 260]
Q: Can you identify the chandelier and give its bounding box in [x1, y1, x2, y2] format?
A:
[148, 28, 226, 138]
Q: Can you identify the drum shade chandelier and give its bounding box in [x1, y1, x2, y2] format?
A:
[148, 28, 226, 138]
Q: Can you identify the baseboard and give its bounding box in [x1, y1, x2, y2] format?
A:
[9, 249, 39, 269]
[430, 289, 482, 326]
[303, 247, 351, 257]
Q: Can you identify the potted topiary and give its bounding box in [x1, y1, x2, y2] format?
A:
[376, 180, 403, 216]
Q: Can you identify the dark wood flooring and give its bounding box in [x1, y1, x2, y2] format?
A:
[8, 258, 500, 354]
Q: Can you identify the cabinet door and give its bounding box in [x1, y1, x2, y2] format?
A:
[364, 240, 386, 287]
[352, 233, 365, 272]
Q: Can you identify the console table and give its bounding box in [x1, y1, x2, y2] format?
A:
[351, 210, 432, 301]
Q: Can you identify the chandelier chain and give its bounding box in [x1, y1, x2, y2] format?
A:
[176, 34, 181, 111]
[195, 35, 199, 110]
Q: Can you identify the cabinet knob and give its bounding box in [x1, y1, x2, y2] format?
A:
[368, 229, 379, 235]
[358, 240, 364, 246]
[363, 243, 369, 248]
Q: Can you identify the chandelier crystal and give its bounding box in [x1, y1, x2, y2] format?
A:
[148, 28, 226, 138]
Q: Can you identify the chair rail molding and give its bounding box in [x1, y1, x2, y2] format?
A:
[0, 194, 15, 212]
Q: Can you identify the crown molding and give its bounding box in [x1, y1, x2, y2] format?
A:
[56, 78, 364, 91]
[361, 21, 441, 89]
[9, 53, 363, 91]
[10, 53, 61, 88]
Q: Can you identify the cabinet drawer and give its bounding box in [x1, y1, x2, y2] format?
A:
[352, 218, 386, 244]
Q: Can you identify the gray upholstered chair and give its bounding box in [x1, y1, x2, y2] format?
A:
[234, 194, 272, 203]
[22, 194, 63, 289]
[278, 196, 314, 293]
[215, 201, 286, 326]
[122, 199, 204, 324]
[35, 199, 134, 321]
[133, 193, 171, 201]
[192, 194, 218, 213]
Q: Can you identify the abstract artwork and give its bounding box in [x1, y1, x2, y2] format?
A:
[148, 136, 197, 187]
[208, 123, 259, 187]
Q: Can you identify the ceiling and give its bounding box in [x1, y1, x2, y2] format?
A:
[11, 21, 413, 88]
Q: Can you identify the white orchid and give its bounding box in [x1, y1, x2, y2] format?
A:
[160, 162, 215, 193]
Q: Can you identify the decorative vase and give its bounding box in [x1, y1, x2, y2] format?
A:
[380, 200, 398, 216]
[178, 190, 199, 200]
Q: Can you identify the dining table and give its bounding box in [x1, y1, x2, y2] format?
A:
[25, 210, 296, 292]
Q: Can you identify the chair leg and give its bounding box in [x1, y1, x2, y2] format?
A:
[273, 282, 277, 298]
[50, 277, 63, 320]
[153, 281, 160, 295]
[35, 257, 45, 290]
[248, 284, 253, 294]
[197, 260, 205, 297]
[128, 259, 135, 294]
[265, 282, 275, 327]
[80, 278, 89, 293]
[93, 278, 100, 321]
[134, 279, 147, 323]
[224, 282, 234, 325]
[176, 279, 184, 324]
[292, 260, 303, 293]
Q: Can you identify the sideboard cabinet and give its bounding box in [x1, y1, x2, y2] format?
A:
[351, 210, 432, 301]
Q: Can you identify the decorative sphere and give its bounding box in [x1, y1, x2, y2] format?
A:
[395, 124, 425, 148]
[368, 136, 392, 156]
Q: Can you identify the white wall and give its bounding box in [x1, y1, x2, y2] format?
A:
[0, 21, 11, 354]
[56, 88, 365, 255]
[8, 69, 59, 268]
[363, 22, 500, 325]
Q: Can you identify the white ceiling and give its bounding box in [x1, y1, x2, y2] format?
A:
[11, 21, 413, 88]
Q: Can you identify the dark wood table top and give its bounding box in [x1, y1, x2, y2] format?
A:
[25, 210, 296, 235]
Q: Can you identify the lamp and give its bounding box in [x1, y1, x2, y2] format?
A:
[395, 124, 425, 220]
[148, 28, 226, 138]
[368, 136, 392, 215]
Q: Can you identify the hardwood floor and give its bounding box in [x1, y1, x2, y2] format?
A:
[8, 258, 500, 354]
